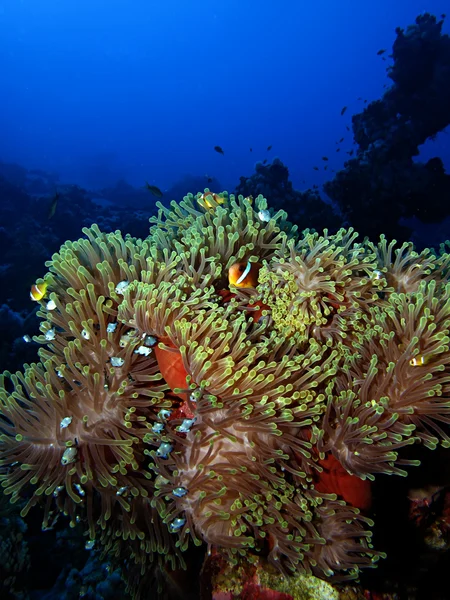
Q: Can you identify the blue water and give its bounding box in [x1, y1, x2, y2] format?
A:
[1, 0, 449, 192]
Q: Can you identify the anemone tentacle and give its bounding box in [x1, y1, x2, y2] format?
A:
[2, 191, 450, 596]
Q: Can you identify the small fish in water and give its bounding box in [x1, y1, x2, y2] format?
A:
[249, 147, 252, 152]
[258, 209, 270, 222]
[347, 149, 354, 156]
[30, 281, 48, 301]
[115, 280, 130, 295]
[336, 148, 341, 152]
[60, 416, 72, 430]
[346, 125, 350, 131]
[228, 261, 261, 288]
[267, 145, 272, 151]
[204, 174, 213, 183]
[111, 356, 125, 367]
[262, 159, 267, 164]
[313, 166, 319, 171]
[144, 183, 163, 198]
[169, 517, 186, 533]
[341, 106, 347, 116]
[214, 145, 224, 155]
[339, 137, 344, 143]
[120, 332, 135, 347]
[134, 345, 152, 356]
[61, 446, 77, 466]
[48, 190, 60, 219]
[322, 156, 329, 161]
[410, 354, 433, 367]
[377, 49, 386, 55]
[364, 99, 367, 103]
[441, 14, 446, 19]
[45, 328, 56, 341]
[324, 165, 328, 170]
[197, 192, 225, 210]
[157, 442, 173, 458]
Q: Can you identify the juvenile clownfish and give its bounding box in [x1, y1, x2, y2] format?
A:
[228, 261, 261, 288]
[30, 281, 48, 301]
[197, 192, 225, 210]
[410, 354, 432, 367]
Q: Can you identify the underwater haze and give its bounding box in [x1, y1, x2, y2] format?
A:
[1, 0, 449, 191]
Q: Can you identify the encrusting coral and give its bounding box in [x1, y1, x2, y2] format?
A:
[1, 191, 450, 595]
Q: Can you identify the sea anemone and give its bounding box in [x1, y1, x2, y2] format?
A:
[257, 228, 385, 344]
[1, 192, 450, 595]
[317, 279, 450, 478]
[0, 225, 182, 581]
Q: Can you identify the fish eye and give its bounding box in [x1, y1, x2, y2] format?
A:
[239, 265, 245, 272]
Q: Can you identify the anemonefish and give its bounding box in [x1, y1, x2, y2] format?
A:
[30, 281, 48, 301]
[197, 192, 225, 210]
[228, 261, 261, 288]
[410, 354, 432, 367]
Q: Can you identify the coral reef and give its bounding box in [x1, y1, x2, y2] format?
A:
[35, 551, 128, 600]
[324, 13, 450, 242]
[0, 162, 165, 376]
[1, 191, 450, 598]
[236, 158, 341, 233]
[0, 491, 30, 599]
[203, 552, 340, 600]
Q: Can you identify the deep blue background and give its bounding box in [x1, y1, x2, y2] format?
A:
[1, 0, 449, 193]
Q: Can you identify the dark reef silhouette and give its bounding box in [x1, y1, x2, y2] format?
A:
[324, 13, 450, 241]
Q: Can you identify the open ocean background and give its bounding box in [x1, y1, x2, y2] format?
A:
[1, 0, 449, 192]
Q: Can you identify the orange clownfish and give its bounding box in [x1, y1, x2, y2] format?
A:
[197, 192, 225, 210]
[228, 261, 261, 288]
[30, 281, 48, 301]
